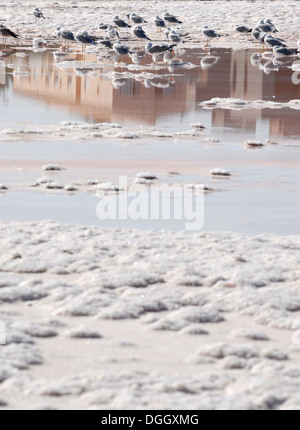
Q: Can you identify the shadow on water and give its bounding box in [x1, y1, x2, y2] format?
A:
[0, 45, 300, 141]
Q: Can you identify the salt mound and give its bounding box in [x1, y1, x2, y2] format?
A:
[45, 182, 64, 190]
[136, 172, 158, 180]
[42, 164, 64, 171]
[246, 140, 265, 148]
[95, 183, 121, 192]
[65, 326, 103, 339]
[210, 168, 232, 177]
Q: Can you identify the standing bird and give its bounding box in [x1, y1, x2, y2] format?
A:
[251, 27, 262, 43]
[107, 25, 119, 40]
[163, 13, 182, 25]
[0, 24, 19, 44]
[54, 27, 62, 45]
[113, 41, 132, 59]
[75, 30, 96, 51]
[265, 19, 278, 33]
[153, 15, 166, 32]
[145, 42, 176, 62]
[97, 38, 113, 49]
[129, 13, 147, 25]
[33, 8, 46, 23]
[258, 21, 276, 34]
[56, 28, 76, 49]
[113, 15, 131, 29]
[273, 46, 298, 56]
[168, 29, 183, 44]
[265, 35, 286, 49]
[164, 27, 171, 39]
[132, 25, 151, 45]
[201, 26, 221, 45]
[33, 37, 47, 50]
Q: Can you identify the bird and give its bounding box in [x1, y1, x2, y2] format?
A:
[113, 41, 132, 58]
[145, 42, 176, 62]
[55, 28, 76, 48]
[168, 30, 183, 44]
[82, 32, 101, 43]
[54, 26, 61, 43]
[75, 30, 96, 51]
[163, 13, 182, 25]
[33, 37, 47, 49]
[33, 8, 46, 23]
[251, 27, 262, 43]
[273, 46, 298, 56]
[113, 16, 131, 29]
[98, 23, 109, 30]
[258, 32, 268, 45]
[265, 35, 286, 49]
[129, 13, 147, 25]
[132, 25, 151, 45]
[235, 25, 252, 33]
[164, 27, 171, 40]
[145, 42, 175, 55]
[0, 24, 19, 44]
[173, 27, 188, 37]
[201, 26, 221, 45]
[258, 22, 276, 34]
[265, 19, 278, 33]
[97, 38, 113, 49]
[153, 15, 166, 32]
[107, 25, 119, 40]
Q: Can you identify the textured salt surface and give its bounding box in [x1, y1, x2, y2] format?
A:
[0, 221, 299, 409]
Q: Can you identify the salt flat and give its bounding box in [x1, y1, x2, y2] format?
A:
[0, 221, 299, 409]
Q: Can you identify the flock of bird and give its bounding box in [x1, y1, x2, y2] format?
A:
[237, 19, 300, 56]
[0, 7, 299, 62]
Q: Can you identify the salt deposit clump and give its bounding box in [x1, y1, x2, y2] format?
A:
[42, 164, 64, 171]
[186, 184, 214, 192]
[64, 185, 78, 192]
[246, 140, 265, 148]
[64, 326, 103, 339]
[229, 328, 270, 341]
[210, 168, 232, 177]
[136, 172, 158, 180]
[33, 177, 53, 186]
[87, 179, 101, 185]
[45, 182, 64, 190]
[95, 182, 122, 192]
[190, 123, 205, 130]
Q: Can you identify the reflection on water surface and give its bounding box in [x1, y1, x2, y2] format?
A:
[0, 46, 299, 141]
